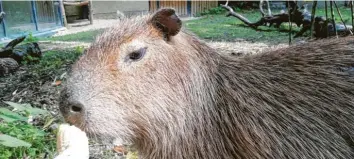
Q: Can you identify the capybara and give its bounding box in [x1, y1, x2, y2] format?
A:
[59, 8, 354, 159]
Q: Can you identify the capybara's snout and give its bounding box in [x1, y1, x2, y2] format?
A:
[59, 88, 86, 128]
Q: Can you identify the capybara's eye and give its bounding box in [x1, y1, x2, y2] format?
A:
[127, 47, 147, 62]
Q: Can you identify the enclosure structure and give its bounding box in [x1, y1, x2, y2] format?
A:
[149, 0, 218, 17]
[90, 1, 149, 19]
[0, 1, 63, 40]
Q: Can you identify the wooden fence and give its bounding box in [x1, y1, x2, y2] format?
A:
[35, 1, 58, 23]
[149, 0, 218, 17]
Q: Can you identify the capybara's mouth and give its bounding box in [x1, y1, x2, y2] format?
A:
[79, 122, 119, 143]
[61, 116, 86, 131]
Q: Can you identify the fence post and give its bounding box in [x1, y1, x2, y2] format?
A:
[30, 0, 39, 31]
[88, 0, 93, 24]
[58, 0, 67, 27]
[351, 0, 354, 31]
[187, 0, 191, 16]
[0, 0, 6, 37]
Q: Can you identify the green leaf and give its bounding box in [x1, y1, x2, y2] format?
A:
[26, 107, 48, 116]
[3, 101, 48, 116]
[3, 101, 27, 111]
[0, 134, 31, 147]
[0, 115, 17, 122]
[0, 108, 28, 122]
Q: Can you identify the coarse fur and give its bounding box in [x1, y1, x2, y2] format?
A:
[60, 9, 354, 159]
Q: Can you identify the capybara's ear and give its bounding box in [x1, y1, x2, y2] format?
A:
[151, 8, 182, 40]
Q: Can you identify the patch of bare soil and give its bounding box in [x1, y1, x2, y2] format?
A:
[0, 52, 72, 115]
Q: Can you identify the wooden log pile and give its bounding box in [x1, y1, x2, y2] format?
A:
[220, 0, 353, 39]
[0, 36, 42, 76]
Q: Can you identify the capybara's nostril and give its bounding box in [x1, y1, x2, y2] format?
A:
[59, 99, 85, 115]
[70, 102, 84, 113]
[59, 99, 85, 126]
[59, 88, 85, 126]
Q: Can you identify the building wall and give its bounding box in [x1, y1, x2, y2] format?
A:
[149, 0, 218, 17]
[92, 1, 149, 19]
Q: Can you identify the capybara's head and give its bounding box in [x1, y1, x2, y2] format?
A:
[59, 8, 217, 147]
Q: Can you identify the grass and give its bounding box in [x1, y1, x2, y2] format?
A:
[0, 121, 56, 159]
[29, 46, 84, 74]
[0, 102, 56, 159]
[185, 7, 353, 44]
[317, 6, 352, 23]
[185, 13, 296, 44]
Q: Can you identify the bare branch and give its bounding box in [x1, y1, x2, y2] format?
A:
[325, 1, 329, 37]
[288, 0, 292, 45]
[259, 0, 272, 17]
[220, 4, 258, 28]
[334, 1, 353, 35]
[225, 0, 229, 6]
[259, 0, 266, 17]
[310, 1, 318, 38]
[266, 0, 272, 16]
[330, 1, 338, 38]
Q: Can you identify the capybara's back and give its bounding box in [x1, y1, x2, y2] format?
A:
[59, 8, 354, 159]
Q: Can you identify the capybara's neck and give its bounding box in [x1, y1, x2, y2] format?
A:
[137, 35, 354, 159]
[134, 32, 250, 158]
[210, 37, 354, 159]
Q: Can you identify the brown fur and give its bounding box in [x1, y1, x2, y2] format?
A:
[60, 9, 354, 159]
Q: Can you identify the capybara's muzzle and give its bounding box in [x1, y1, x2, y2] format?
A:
[59, 88, 86, 128]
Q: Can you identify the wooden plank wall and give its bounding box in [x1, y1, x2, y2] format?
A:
[191, 1, 218, 16]
[35, 1, 56, 23]
[149, 1, 218, 17]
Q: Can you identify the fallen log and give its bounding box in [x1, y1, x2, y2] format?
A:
[221, 0, 353, 38]
[0, 35, 42, 76]
[12, 42, 42, 63]
[0, 36, 26, 58]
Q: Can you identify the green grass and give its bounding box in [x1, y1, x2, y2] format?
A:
[317, 6, 352, 24]
[42, 29, 105, 43]
[185, 11, 297, 44]
[185, 7, 352, 44]
[0, 122, 56, 159]
[0, 102, 56, 159]
[22, 46, 84, 84]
